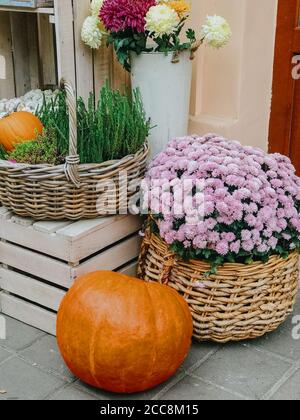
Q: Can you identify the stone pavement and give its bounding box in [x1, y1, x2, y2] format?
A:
[0, 294, 299, 400]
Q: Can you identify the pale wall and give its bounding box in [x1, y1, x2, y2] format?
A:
[189, 0, 278, 150]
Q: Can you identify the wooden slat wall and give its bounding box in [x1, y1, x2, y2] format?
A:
[0, 0, 129, 101]
[10, 13, 32, 96]
[0, 11, 15, 98]
[37, 13, 57, 87]
[54, 0, 76, 88]
[73, 0, 93, 101]
[26, 13, 40, 90]
[54, 0, 129, 99]
[111, 49, 130, 92]
[94, 43, 113, 102]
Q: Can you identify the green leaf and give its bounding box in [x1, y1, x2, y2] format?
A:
[186, 28, 196, 42]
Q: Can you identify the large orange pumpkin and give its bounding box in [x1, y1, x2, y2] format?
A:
[0, 111, 43, 151]
[57, 271, 193, 394]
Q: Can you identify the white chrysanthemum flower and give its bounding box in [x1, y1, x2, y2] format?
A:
[90, 0, 104, 16]
[201, 15, 232, 49]
[145, 5, 180, 37]
[81, 16, 102, 49]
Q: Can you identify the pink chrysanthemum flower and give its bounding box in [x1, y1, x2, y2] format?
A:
[100, 0, 155, 33]
[143, 134, 300, 263]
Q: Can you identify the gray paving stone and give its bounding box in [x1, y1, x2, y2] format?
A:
[75, 370, 186, 401]
[161, 375, 244, 400]
[250, 294, 300, 361]
[20, 335, 74, 380]
[0, 357, 66, 400]
[50, 385, 97, 400]
[1, 299, 300, 400]
[251, 321, 300, 362]
[192, 343, 292, 400]
[0, 347, 11, 363]
[294, 292, 300, 315]
[271, 369, 300, 400]
[181, 341, 219, 371]
[0, 315, 45, 351]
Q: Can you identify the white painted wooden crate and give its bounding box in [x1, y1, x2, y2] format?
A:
[0, 0, 128, 101]
[0, 1, 52, 8]
[0, 207, 141, 335]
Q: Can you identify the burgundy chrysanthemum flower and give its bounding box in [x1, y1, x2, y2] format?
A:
[100, 0, 156, 33]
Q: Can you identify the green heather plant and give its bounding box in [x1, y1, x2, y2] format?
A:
[35, 84, 150, 164]
[9, 129, 64, 165]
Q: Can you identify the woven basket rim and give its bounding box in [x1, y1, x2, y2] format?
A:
[149, 231, 299, 273]
[0, 141, 148, 172]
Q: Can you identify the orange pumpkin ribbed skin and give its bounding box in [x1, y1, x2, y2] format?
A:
[57, 271, 193, 394]
[0, 111, 43, 151]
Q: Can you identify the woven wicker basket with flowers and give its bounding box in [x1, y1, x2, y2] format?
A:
[138, 134, 300, 343]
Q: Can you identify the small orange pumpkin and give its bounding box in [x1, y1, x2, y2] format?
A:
[0, 111, 43, 151]
[57, 271, 193, 394]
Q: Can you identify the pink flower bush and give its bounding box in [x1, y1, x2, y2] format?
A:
[143, 134, 300, 267]
[100, 0, 155, 33]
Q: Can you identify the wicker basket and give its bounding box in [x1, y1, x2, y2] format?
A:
[0, 80, 148, 220]
[138, 227, 299, 343]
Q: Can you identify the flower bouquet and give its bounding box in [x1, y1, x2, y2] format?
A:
[82, 0, 231, 70]
[138, 135, 300, 342]
[81, 1, 232, 158]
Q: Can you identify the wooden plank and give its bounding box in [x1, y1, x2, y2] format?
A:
[0, 11, 15, 99]
[0, 267, 65, 311]
[74, 234, 141, 278]
[0, 292, 57, 336]
[10, 12, 31, 96]
[0, 231, 140, 287]
[0, 1, 52, 8]
[26, 13, 40, 90]
[93, 43, 112, 102]
[118, 260, 138, 277]
[33, 220, 72, 234]
[289, 78, 300, 175]
[0, 262, 138, 314]
[37, 13, 57, 87]
[293, 27, 300, 52]
[0, 241, 73, 287]
[60, 215, 142, 262]
[53, 0, 75, 87]
[0, 7, 54, 14]
[0, 215, 142, 263]
[73, 0, 93, 101]
[55, 216, 115, 239]
[10, 215, 34, 226]
[0, 207, 12, 220]
[112, 49, 129, 92]
[0, 219, 71, 261]
[269, 0, 300, 155]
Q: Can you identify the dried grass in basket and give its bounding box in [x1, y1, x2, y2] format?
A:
[138, 226, 299, 343]
[0, 80, 149, 220]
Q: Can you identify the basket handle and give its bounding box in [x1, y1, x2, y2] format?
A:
[60, 78, 81, 188]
